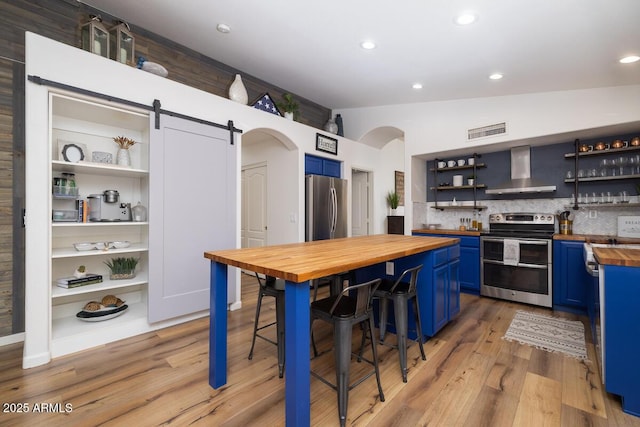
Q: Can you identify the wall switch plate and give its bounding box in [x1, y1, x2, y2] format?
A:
[589, 210, 597, 219]
[386, 261, 394, 275]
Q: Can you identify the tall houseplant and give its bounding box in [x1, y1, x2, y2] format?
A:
[277, 93, 299, 120]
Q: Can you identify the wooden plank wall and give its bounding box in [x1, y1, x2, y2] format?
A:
[0, 0, 332, 338]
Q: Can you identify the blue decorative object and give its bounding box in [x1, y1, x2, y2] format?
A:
[335, 114, 344, 136]
[251, 92, 282, 116]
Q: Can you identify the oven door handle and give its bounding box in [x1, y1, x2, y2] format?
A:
[482, 259, 548, 269]
[482, 237, 549, 246]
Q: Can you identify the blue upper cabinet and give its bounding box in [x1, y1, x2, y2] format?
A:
[305, 154, 341, 178]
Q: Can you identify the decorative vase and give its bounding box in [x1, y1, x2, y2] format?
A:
[335, 114, 344, 136]
[284, 111, 294, 120]
[228, 74, 248, 104]
[468, 179, 475, 186]
[116, 148, 131, 167]
[324, 118, 338, 134]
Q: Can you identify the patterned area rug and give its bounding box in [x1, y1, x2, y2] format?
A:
[503, 310, 588, 360]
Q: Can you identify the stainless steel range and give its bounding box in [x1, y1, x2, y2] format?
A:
[480, 212, 555, 307]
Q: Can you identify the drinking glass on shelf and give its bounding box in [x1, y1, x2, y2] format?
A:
[599, 159, 610, 177]
[609, 158, 618, 176]
[630, 155, 640, 174]
[620, 191, 629, 203]
[618, 156, 628, 175]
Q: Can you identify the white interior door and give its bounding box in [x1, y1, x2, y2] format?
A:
[149, 114, 237, 323]
[242, 163, 267, 248]
[352, 170, 371, 236]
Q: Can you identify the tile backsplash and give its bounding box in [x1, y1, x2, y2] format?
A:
[413, 196, 639, 236]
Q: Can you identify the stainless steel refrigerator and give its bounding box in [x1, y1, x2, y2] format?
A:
[305, 174, 348, 241]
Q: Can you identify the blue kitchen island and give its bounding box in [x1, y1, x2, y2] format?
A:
[204, 234, 459, 426]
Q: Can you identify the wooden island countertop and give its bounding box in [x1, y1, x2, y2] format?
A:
[594, 247, 640, 267]
[204, 234, 459, 283]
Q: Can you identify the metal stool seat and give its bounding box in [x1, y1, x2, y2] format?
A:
[310, 278, 385, 427]
[375, 264, 426, 382]
[248, 273, 285, 378]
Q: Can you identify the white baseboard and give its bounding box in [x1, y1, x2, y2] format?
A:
[0, 332, 25, 347]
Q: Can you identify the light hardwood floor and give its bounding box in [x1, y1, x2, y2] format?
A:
[1, 273, 639, 427]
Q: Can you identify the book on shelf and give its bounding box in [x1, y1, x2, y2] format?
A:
[76, 199, 87, 223]
[56, 273, 103, 288]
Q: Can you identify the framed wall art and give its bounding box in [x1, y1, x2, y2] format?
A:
[316, 133, 338, 155]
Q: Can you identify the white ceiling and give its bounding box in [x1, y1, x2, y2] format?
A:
[81, 0, 640, 110]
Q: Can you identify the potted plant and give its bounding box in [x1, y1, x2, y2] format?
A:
[467, 174, 476, 186]
[386, 191, 400, 215]
[104, 257, 139, 280]
[277, 93, 299, 120]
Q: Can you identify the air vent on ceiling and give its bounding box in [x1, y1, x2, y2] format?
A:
[467, 122, 506, 140]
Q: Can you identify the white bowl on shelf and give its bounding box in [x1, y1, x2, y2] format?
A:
[110, 241, 131, 249]
[73, 242, 94, 251]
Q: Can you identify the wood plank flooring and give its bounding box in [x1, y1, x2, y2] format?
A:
[1, 273, 639, 426]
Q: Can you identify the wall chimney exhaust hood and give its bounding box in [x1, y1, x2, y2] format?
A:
[485, 145, 556, 194]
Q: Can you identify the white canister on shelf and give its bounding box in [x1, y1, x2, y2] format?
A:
[453, 175, 463, 187]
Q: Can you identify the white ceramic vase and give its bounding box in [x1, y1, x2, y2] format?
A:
[324, 118, 338, 134]
[284, 111, 294, 120]
[116, 148, 131, 167]
[228, 74, 248, 104]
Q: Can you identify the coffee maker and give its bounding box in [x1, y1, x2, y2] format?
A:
[88, 190, 131, 222]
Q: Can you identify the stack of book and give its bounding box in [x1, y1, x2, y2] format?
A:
[56, 273, 103, 289]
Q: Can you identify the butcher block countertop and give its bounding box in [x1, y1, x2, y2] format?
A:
[204, 234, 459, 283]
[594, 247, 640, 267]
[412, 228, 482, 236]
[553, 234, 640, 244]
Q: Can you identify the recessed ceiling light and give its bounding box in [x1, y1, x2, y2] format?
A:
[216, 23, 231, 34]
[489, 73, 503, 80]
[412, 83, 423, 90]
[620, 55, 640, 64]
[455, 12, 477, 25]
[360, 40, 376, 50]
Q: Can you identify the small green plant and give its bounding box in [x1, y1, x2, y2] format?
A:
[467, 174, 476, 180]
[277, 93, 299, 117]
[104, 257, 139, 279]
[386, 191, 399, 210]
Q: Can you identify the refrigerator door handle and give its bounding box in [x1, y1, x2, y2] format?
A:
[331, 187, 337, 233]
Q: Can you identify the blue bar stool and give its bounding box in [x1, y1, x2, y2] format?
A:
[310, 278, 385, 427]
[375, 264, 425, 382]
[248, 273, 285, 378]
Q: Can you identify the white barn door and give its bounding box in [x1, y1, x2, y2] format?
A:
[149, 114, 237, 322]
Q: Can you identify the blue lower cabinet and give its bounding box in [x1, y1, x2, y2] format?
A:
[552, 240, 588, 314]
[602, 265, 640, 416]
[357, 243, 460, 340]
[414, 233, 479, 294]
